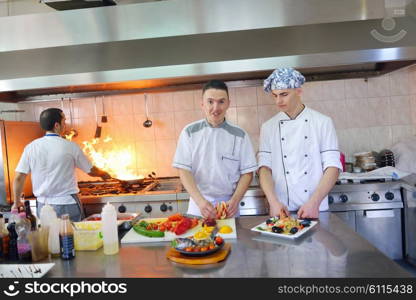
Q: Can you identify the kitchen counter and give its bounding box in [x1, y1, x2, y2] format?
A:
[45, 213, 412, 278]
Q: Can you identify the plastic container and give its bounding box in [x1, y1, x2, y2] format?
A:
[39, 204, 60, 256]
[73, 221, 103, 251]
[28, 226, 49, 262]
[101, 203, 119, 255]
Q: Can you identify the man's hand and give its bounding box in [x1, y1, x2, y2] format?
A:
[297, 200, 320, 219]
[198, 200, 217, 219]
[269, 201, 289, 219]
[11, 200, 24, 211]
[225, 199, 239, 218]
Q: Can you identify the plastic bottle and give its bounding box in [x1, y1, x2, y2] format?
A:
[101, 202, 119, 255]
[1, 214, 9, 259]
[0, 214, 4, 261]
[16, 211, 32, 262]
[39, 204, 60, 257]
[24, 200, 37, 231]
[59, 214, 75, 260]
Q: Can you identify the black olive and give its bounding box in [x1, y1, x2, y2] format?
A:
[272, 226, 283, 233]
[266, 219, 274, 225]
[290, 227, 298, 234]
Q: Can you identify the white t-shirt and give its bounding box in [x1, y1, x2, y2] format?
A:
[15, 134, 93, 204]
[173, 119, 257, 215]
[258, 106, 342, 211]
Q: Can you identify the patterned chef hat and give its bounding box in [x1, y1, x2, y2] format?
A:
[263, 67, 306, 92]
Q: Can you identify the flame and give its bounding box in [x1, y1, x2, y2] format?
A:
[81, 136, 144, 180]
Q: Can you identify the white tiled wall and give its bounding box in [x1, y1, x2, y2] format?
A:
[15, 64, 416, 179]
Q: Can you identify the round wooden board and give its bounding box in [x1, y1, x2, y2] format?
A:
[166, 243, 231, 265]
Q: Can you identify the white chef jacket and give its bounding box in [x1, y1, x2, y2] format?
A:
[15, 134, 93, 205]
[258, 106, 342, 211]
[173, 119, 257, 216]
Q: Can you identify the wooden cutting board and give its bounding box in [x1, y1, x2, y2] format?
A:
[121, 218, 237, 244]
[166, 243, 231, 265]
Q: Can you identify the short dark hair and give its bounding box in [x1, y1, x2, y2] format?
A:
[39, 108, 63, 131]
[202, 80, 228, 96]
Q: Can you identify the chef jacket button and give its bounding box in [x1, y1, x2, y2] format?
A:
[305, 136, 308, 139]
[281, 121, 284, 125]
[282, 137, 285, 141]
[286, 171, 289, 174]
[304, 171, 307, 175]
[304, 189, 308, 193]
[305, 119, 308, 122]
[284, 155, 287, 158]
[305, 154, 308, 157]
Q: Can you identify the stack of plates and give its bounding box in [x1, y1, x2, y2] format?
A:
[376, 149, 395, 168]
[354, 152, 377, 171]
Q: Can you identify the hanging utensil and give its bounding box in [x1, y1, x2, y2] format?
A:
[143, 94, 152, 128]
[101, 95, 107, 123]
[94, 97, 102, 138]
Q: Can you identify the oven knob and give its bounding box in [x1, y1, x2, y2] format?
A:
[340, 194, 348, 203]
[144, 205, 152, 213]
[240, 201, 245, 207]
[328, 195, 334, 204]
[160, 203, 168, 212]
[371, 193, 380, 202]
[118, 204, 127, 213]
[168, 206, 173, 211]
[385, 192, 395, 200]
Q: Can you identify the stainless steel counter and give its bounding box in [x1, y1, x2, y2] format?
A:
[45, 213, 412, 278]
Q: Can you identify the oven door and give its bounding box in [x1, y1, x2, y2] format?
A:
[331, 211, 356, 231]
[355, 209, 403, 260]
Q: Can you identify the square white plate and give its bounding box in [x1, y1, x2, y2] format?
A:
[251, 219, 318, 239]
[0, 263, 55, 278]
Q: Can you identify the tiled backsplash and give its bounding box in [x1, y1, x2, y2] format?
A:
[4, 64, 416, 180]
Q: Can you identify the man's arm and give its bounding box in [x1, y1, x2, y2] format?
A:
[259, 166, 289, 218]
[297, 167, 339, 219]
[88, 166, 112, 180]
[226, 172, 253, 217]
[12, 172, 27, 209]
[178, 169, 216, 219]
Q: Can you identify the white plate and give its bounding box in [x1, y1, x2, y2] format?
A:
[250, 219, 318, 239]
[0, 263, 55, 278]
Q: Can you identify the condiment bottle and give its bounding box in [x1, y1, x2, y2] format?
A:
[24, 200, 37, 231]
[7, 222, 19, 261]
[101, 203, 119, 255]
[59, 214, 75, 260]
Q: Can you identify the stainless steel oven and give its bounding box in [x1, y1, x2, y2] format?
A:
[328, 181, 404, 260]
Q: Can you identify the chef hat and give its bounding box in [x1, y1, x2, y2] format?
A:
[263, 67, 306, 92]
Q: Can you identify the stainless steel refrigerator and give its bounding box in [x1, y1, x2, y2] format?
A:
[0, 120, 43, 205]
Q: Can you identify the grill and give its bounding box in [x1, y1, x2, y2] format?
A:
[79, 177, 185, 218]
[78, 179, 160, 196]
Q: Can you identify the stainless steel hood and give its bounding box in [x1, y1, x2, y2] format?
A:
[43, 0, 117, 10]
[1, 0, 416, 102]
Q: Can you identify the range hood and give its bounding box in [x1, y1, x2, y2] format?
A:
[1, 0, 416, 102]
[43, 0, 117, 11]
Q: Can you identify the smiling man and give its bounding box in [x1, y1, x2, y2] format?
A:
[173, 80, 257, 218]
[258, 68, 342, 219]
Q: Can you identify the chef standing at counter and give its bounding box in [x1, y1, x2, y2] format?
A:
[258, 68, 342, 219]
[173, 80, 257, 218]
[12, 108, 111, 221]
